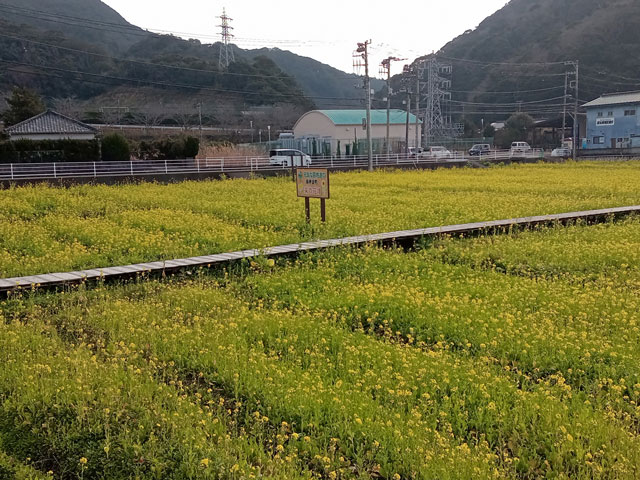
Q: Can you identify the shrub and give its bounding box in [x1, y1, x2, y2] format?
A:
[183, 136, 200, 158]
[0, 139, 100, 163]
[101, 134, 131, 162]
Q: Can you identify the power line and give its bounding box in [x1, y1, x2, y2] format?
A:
[0, 58, 366, 102]
[0, 32, 299, 80]
[450, 85, 564, 95]
[435, 54, 567, 67]
[449, 96, 567, 107]
[581, 74, 640, 88]
[0, 4, 344, 49]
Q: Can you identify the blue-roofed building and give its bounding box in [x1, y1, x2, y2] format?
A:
[292, 109, 420, 155]
[583, 92, 640, 150]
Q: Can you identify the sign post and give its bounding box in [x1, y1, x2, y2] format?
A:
[296, 168, 330, 223]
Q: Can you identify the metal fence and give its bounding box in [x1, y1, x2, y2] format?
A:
[0, 149, 545, 181]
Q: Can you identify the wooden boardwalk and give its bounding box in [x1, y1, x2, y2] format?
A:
[1, 205, 638, 293]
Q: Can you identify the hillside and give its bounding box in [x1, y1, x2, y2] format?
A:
[437, 0, 640, 112]
[0, 0, 145, 53]
[0, 0, 372, 114]
[245, 48, 384, 109]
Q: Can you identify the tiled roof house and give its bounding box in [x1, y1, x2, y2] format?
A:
[5, 110, 98, 141]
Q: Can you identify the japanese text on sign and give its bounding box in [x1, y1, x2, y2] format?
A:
[296, 168, 330, 199]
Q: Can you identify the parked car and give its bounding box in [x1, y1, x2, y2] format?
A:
[408, 147, 424, 158]
[425, 146, 452, 159]
[551, 147, 571, 158]
[510, 142, 532, 157]
[468, 144, 491, 156]
[269, 149, 312, 167]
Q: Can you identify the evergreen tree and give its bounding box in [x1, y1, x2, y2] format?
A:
[2, 87, 46, 127]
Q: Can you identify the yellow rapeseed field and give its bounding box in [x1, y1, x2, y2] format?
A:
[1, 161, 640, 478]
[1, 161, 640, 277]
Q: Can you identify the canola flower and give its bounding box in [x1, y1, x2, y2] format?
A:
[0, 450, 49, 480]
[4, 219, 640, 480]
[242, 226, 640, 430]
[1, 161, 640, 277]
[1, 163, 640, 478]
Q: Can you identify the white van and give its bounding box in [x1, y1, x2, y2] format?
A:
[510, 142, 532, 156]
[269, 149, 312, 167]
[425, 146, 452, 159]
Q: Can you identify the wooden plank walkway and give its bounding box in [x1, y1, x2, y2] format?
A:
[1, 205, 639, 293]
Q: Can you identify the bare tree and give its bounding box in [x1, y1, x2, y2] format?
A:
[170, 108, 196, 131]
[131, 106, 168, 133]
[51, 97, 84, 119]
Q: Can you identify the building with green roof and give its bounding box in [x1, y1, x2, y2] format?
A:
[292, 109, 421, 155]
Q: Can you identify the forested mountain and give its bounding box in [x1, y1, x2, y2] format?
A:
[383, 0, 640, 124]
[0, 0, 373, 118]
[0, 0, 145, 53]
[437, 0, 640, 111]
[245, 48, 384, 109]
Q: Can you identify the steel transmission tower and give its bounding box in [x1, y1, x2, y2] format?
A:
[218, 8, 235, 69]
[422, 57, 454, 146]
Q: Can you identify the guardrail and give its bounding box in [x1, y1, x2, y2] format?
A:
[0, 150, 545, 182]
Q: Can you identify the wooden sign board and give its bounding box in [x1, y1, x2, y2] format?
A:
[296, 168, 330, 199]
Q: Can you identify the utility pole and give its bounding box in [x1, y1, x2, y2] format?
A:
[250, 120, 254, 143]
[415, 72, 421, 152]
[562, 70, 568, 145]
[380, 56, 406, 156]
[403, 64, 411, 156]
[565, 60, 579, 160]
[355, 40, 373, 171]
[405, 91, 411, 156]
[196, 103, 203, 144]
[573, 60, 580, 161]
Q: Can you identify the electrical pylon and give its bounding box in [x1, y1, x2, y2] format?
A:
[218, 8, 235, 69]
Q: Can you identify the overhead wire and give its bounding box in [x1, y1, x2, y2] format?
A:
[0, 32, 303, 80]
[0, 59, 365, 103]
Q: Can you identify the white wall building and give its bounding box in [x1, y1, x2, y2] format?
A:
[293, 109, 421, 155]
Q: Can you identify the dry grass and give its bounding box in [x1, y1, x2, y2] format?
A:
[197, 142, 266, 159]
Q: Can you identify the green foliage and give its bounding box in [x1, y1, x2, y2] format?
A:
[101, 134, 131, 162]
[183, 136, 200, 158]
[130, 136, 200, 160]
[0, 17, 312, 112]
[494, 113, 535, 148]
[0, 139, 100, 163]
[1, 87, 45, 127]
[505, 113, 535, 132]
[483, 124, 496, 138]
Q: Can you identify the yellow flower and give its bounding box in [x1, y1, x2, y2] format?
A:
[79, 457, 88, 465]
[200, 458, 209, 468]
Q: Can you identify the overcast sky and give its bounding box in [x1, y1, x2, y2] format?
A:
[102, 0, 508, 75]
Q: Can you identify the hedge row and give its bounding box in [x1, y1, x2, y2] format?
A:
[0, 139, 101, 163]
[0, 135, 200, 163]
